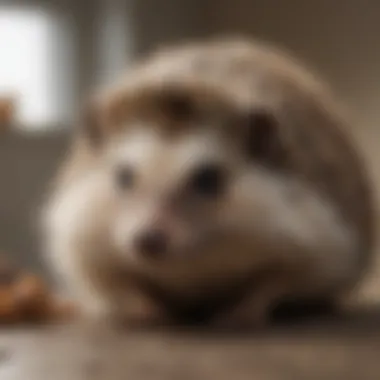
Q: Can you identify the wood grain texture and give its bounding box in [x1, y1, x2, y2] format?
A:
[1, 309, 380, 380]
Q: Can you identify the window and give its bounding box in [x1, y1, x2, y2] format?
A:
[0, 2, 132, 131]
[0, 7, 66, 129]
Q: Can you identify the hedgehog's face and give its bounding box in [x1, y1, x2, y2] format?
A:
[84, 84, 283, 265]
[103, 123, 238, 263]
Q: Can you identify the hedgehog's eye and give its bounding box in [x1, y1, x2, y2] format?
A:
[115, 165, 135, 190]
[241, 110, 284, 167]
[245, 111, 277, 161]
[188, 163, 227, 199]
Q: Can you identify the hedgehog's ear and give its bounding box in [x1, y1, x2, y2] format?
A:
[157, 86, 196, 121]
[238, 109, 285, 167]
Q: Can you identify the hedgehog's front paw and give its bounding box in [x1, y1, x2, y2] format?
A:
[77, 291, 169, 328]
[212, 302, 269, 331]
[211, 277, 285, 331]
[121, 296, 171, 328]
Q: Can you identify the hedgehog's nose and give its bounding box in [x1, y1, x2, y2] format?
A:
[135, 229, 168, 259]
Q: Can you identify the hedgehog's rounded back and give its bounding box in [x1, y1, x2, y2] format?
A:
[119, 39, 374, 270]
[44, 38, 376, 324]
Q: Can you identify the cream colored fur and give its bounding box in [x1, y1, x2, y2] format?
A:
[42, 38, 373, 325]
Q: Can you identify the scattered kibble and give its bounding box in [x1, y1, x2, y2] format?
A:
[0, 288, 20, 323]
[0, 256, 77, 325]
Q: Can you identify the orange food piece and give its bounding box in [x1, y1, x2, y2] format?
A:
[0, 263, 79, 324]
[0, 287, 20, 323]
[12, 274, 51, 321]
[0, 96, 16, 126]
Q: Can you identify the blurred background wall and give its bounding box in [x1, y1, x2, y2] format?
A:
[0, 0, 379, 276]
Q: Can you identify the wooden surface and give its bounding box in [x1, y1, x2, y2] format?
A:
[0, 308, 380, 380]
[1, 132, 380, 379]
